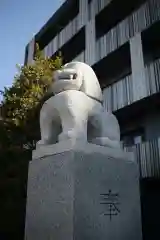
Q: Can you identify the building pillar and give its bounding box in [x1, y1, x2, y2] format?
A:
[27, 37, 35, 64]
[85, 19, 96, 66]
[79, 0, 88, 29]
[130, 33, 147, 101]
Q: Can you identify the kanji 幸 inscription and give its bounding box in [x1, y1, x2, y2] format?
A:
[100, 189, 120, 220]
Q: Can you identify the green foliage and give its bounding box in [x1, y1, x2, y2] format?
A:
[1, 43, 62, 126]
[0, 43, 62, 150]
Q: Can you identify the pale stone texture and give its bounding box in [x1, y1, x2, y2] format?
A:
[37, 62, 120, 149]
[25, 142, 142, 240]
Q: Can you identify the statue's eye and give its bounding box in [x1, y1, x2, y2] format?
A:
[58, 75, 70, 79]
[73, 73, 77, 79]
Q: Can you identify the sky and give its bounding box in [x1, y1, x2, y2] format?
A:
[0, 0, 64, 95]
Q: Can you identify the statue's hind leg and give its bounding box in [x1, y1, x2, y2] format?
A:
[88, 109, 121, 149]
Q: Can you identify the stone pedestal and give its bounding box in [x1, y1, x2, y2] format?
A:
[25, 141, 142, 240]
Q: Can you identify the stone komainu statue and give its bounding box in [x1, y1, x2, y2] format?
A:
[37, 61, 120, 148]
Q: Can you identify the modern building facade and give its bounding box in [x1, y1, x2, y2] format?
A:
[24, 0, 160, 239]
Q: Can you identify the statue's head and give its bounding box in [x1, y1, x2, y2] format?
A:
[52, 61, 103, 102]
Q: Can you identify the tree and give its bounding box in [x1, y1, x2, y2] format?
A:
[0, 43, 62, 150]
[0, 44, 62, 239]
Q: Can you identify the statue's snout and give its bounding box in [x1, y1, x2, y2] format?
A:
[54, 69, 78, 82]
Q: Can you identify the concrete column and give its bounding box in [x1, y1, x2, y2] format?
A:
[88, 0, 96, 20]
[130, 33, 147, 101]
[27, 37, 35, 64]
[85, 19, 96, 66]
[79, 0, 88, 29]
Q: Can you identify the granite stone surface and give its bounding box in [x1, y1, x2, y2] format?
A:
[25, 142, 142, 240]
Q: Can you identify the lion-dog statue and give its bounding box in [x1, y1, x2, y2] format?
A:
[37, 61, 120, 148]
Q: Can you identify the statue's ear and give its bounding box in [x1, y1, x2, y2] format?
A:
[79, 73, 85, 92]
[63, 63, 68, 68]
[79, 70, 103, 101]
[79, 80, 84, 92]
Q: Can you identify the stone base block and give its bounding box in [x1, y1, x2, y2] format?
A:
[25, 141, 142, 240]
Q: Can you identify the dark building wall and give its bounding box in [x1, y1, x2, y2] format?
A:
[144, 112, 160, 140]
[120, 110, 160, 142]
[140, 179, 160, 240]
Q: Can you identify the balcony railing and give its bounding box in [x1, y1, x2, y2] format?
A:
[103, 74, 133, 112]
[42, 0, 160, 62]
[96, 0, 160, 62]
[94, 0, 112, 15]
[103, 58, 160, 112]
[43, 13, 81, 58]
[145, 58, 160, 96]
[124, 138, 160, 179]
